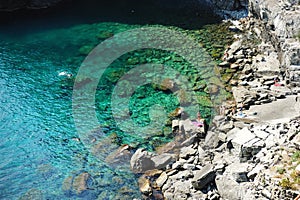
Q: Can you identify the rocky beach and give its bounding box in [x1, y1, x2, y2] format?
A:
[130, 0, 300, 199]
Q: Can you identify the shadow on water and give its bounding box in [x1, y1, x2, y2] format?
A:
[0, 0, 221, 37]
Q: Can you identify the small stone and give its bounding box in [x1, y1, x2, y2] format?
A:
[218, 132, 227, 143]
[262, 189, 272, 199]
[219, 61, 230, 67]
[204, 131, 219, 148]
[215, 175, 246, 200]
[144, 169, 163, 177]
[230, 63, 240, 69]
[183, 163, 195, 170]
[226, 162, 252, 182]
[156, 172, 168, 188]
[172, 161, 183, 169]
[138, 176, 152, 194]
[172, 120, 179, 132]
[295, 164, 300, 173]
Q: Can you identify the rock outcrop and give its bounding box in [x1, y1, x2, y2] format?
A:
[205, 0, 249, 19]
[249, 0, 300, 93]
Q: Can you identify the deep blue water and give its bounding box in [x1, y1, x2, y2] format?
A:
[0, 1, 221, 199]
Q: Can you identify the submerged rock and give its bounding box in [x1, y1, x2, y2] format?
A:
[105, 144, 132, 167]
[62, 172, 93, 196]
[138, 176, 152, 195]
[19, 188, 43, 200]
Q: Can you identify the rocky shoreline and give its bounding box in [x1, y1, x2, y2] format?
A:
[131, 1, 300, 199]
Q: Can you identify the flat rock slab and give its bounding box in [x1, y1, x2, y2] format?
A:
[248, 95, 300, 124]
[231, 127, 256, 150]
[255, 52, 280, 75]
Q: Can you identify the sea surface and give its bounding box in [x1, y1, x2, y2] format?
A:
[0, 1, 223, 199]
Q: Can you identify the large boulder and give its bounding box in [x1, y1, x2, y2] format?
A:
[215, 175, 251, 200]
[130, 149, 175, 173]
[192, 164, 216, 190]
[130, 149, 156, 173]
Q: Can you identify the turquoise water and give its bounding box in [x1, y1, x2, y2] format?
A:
[0, 2, 223, 199]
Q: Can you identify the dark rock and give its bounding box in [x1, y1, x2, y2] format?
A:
[192, 164, 216, 190]
[0, 0, 64, 11]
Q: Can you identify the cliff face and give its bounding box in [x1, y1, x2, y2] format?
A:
[210, 0, 248, 11]
[249, 0, 300, 92]
[0, 0, 64, 11]
[203, 0, 248, 19]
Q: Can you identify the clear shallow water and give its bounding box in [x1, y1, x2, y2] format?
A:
[0, 2, 223, 199]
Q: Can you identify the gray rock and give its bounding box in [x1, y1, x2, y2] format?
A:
[231, 127, 256, 152]
[180, 146, 197, 159]
[292, 133, 300, 148]
[265, 134, 278, 148]
[226, 162, 252, 182]
[130, 149, 155, 173]
[152, 153, 175, 169]
[227, 127, 241, 140]
[204, 131, 220, 148]
[183, 163, 196, 170]
[192, 164, 215, 190]
[241, 138, 265, 160]
[232, 86, 258, 106]
[130, 149, 174, 173]
[215, 175, 248, 200]
[172, 120, 179, 132]
[219, 61, 230, 67]
[262, 189, 272, 199]
[253, 129, 270, 140]
[218, 121, 234, 132]
[179, 119, 204, 137]
[170, 170, 193, 180]
[172, 161, 184, 169]
[248, 164, 265, 179]
[218, 132, 227, 143]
